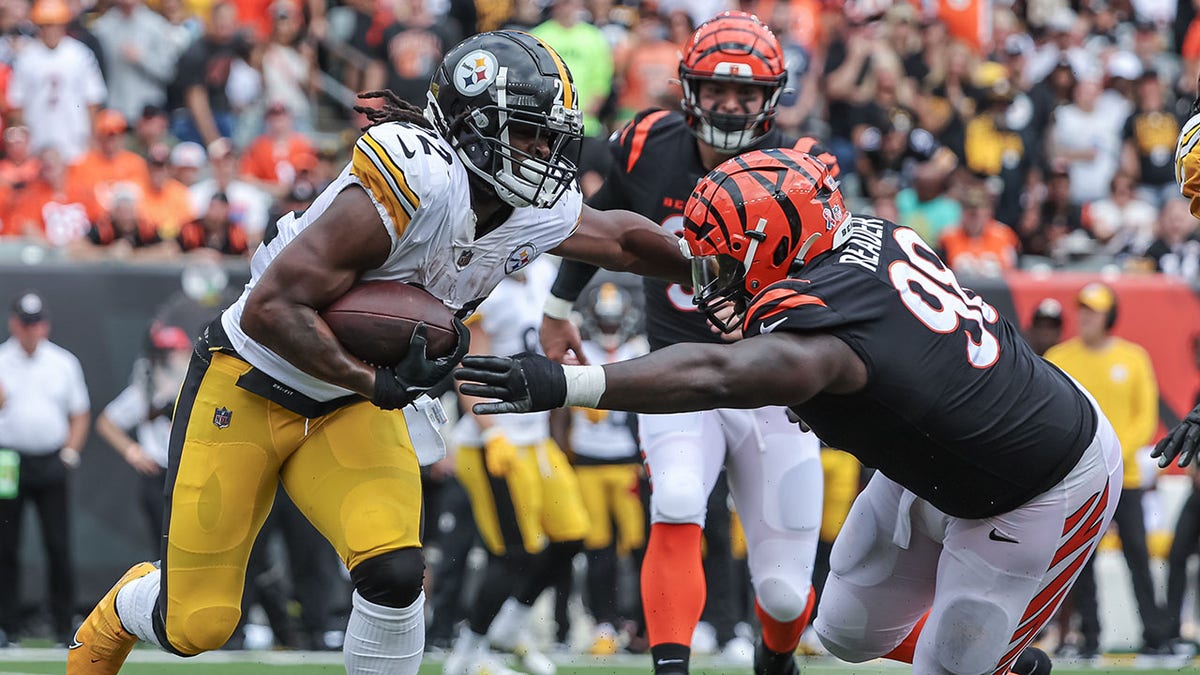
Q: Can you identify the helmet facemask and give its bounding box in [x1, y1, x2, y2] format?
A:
[681, 78, 783, 153]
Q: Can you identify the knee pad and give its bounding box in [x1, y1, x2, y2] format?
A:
[812, 594, 886, 664]
[651, 472, 708, 525]
[931, 596, 1010, 675]
[753, 576, 809, 623]
[350, 547, 425, 609]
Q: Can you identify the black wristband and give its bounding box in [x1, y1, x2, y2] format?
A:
[550, 258, 601, 303]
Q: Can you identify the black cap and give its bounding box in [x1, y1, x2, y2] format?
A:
[11, 291, 46, 324]
[1032, 297, 1063, 324]
[141, 104, 166, 120]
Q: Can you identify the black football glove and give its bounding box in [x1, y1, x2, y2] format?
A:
[372, 319, 470, 410]
[1152, 406, 1200, 469]
[454, 353, 566, 414]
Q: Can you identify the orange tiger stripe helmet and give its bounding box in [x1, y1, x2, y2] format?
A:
[679, 11, 787, 153]
[682, 147, 848, 332]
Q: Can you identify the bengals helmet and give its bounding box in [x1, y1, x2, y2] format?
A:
[679, 12, 787, 153]
[682, 148, 849, 333]
[427, 31, 584, 208]
[580, 282, 640, 351]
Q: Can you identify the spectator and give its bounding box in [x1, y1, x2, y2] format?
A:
[260, 0, 317, 129]
[0, 0, 35, 68]
[68, 183, 177, 260]
[178, 191, 249, 256]
[611, 9, 682, 125]
[141, 142, 194, 239]
[0, 291, 90, 647]
[855, 106, 952, 200]
[170, 1, 252, 146]
[531, 0, 614, 137]
[188, 137, 269, 246]
[362, 0, 457, 110]
[93, 321, 191, 551]
[1087, 171, 1158, 257]
[1045, 283, 1172, 660]
[157, 0, 202, 57]
[1121, 70, 1182, 207]
[1021, 164, 1090, 259]
[169, 140, 206, 187]
[1025, 298, 1063, 357]
[937, 182, 1020, 277]
[67, 109, 151, 210]
[3, 147, 99, 245]
[238, 101, 316, 196]
[7, 0, 106, 163]
[90, 0, 179, 124]
[1145, 196, 1200, 281]
[127, 105, 174, 160]
[0, 125, 40, 189]
[1050, 73, 1124, 205]
[961, 64, 1033, 227]
[893, 154, 959, 245]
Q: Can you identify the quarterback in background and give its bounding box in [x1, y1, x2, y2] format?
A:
[68, 30, 688, 675]
[458, 147, 1120, 675]
[540, 13, 828, 675]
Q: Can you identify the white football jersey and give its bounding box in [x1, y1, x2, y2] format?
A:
[454, 256, 556, 447]
[569, 338, 647, 461]
[222, 122, 583, 402]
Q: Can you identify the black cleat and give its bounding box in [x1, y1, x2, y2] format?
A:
[1012, 647, 1053, 675]
[754, 638, 799, 675]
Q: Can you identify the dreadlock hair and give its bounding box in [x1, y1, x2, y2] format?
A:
[355, 90, 434, 131]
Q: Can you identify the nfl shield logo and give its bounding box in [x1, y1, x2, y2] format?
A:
[213, 407, 232, 429]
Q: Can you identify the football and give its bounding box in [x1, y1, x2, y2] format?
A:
[320, 281, 459, 367]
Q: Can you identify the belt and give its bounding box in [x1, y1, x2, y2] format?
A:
[199, 317, 362, 419]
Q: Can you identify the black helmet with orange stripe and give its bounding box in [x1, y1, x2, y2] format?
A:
[682, 148, 849, 332]
[426, 30, 584, 208]
[679, 11, 787, 153]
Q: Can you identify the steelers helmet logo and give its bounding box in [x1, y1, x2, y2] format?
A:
[454, 49, 499, 97]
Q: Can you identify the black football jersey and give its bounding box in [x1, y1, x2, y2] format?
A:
[589, 109, 812, 350]
[744, 216, 1097, 519]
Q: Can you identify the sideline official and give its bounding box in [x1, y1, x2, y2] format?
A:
[0, 291, 90, 646]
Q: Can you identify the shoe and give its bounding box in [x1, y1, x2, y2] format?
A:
[691, 621, 718, 655]
[67, 562, 158, 675]
[753, 637, 798, 675]
[589, 624, 619, 656]
[513, 640, 556, 675]
[1011, 647, 1052, 675]
[721, 635, 755, 666]
[1136, 644, 1188, 669]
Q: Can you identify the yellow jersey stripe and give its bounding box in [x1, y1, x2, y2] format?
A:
[528, 34, 573, 111]
[350, 142, 413, 238]
[360, 133, 421, 212]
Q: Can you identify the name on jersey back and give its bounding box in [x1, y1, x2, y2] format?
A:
[838, 217, 885, 272]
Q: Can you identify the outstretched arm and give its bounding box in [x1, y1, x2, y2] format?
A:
[551, 204, 691, 284]
[456, 331, 865, 415]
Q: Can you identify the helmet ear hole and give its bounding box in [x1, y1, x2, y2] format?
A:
[772, 237, 790, 266]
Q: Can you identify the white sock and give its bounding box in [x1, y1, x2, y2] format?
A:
[486, 598, 532, 651]
[113, 568, 164, 649]
[344, 591, 425, 675]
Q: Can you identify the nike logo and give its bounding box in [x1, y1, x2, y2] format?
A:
[760, 318, 787, 334]
[989, 528, 1019, 544]
[657, 659, 685, 665]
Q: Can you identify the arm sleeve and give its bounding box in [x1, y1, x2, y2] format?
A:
[102, 384, 150, 430]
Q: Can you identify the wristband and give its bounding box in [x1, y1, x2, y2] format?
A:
[60, 446, 80, 469]
[543, 295, 575, 321]
[562, 365, 606, 408]
[481, 426, 509, 445]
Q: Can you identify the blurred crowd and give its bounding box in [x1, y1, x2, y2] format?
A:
[0, 0, 1194, 276]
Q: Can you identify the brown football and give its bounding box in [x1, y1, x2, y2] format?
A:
[320, 281, 458, 367]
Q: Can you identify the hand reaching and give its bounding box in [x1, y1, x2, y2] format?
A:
[1152, 406, 1200, 469]
[454, 353, 567, 414]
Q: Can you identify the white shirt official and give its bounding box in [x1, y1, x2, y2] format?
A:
[0, 338, 90, 454]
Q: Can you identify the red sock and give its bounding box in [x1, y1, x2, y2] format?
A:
[755, 586, 816, 653]
[883, 611, 930, 664]
[641, 523, 706, 647]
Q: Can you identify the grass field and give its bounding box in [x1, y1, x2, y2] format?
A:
[2, 649, 1199, 675]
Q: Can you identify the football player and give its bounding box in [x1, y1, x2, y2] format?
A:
[565, 282, 649, 656]
[457, 148, 1120, 675]
[445, 255, 588, 675]
[1160, 79, 1200, 470]
[538, 13, 830, 675]
[68, 31, 689, 675]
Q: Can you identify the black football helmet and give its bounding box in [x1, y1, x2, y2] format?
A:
[579, 282, 640, 351]
[427, 30, 584, 209]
